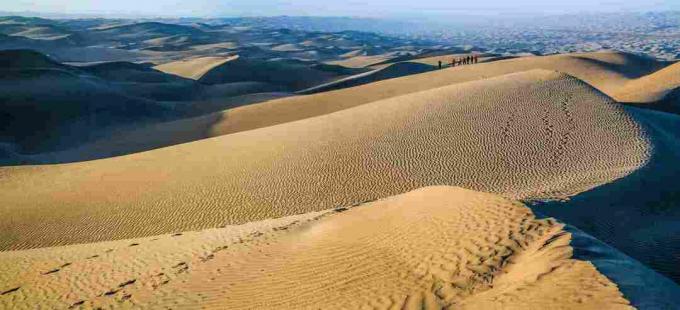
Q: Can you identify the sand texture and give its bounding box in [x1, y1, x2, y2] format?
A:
[0, 70, 648, 250]
[0, 187, 632, 309]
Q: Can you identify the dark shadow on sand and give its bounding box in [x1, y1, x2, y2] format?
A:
[529, 106, 680, 286]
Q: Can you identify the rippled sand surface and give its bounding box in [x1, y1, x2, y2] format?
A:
[0, 187, 631, 309]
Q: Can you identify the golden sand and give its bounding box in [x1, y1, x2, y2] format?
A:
[0, 187, 631, 309]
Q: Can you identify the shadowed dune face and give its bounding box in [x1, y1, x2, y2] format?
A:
[0, 187, 631, 309]
[197, 57, 366, 91]
[533, 106, 680, 283]
[0, 69, 177, 153]
[615, 62, 680, 107]
[0, 70, 648, 249]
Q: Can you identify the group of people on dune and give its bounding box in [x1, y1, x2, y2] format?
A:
[438, 55, 479, 69]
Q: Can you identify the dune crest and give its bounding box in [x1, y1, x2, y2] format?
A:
[0, 187, 631, 309]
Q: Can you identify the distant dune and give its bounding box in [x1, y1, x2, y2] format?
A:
[197, 57, 366, 91]
[154, 55, 238, 80]
[0, 70, 648, 250]
[614, 61, 680, 112]
[0, 187, 634, 309]
[0, 50, 178, 154]
[298, 61, 435, 94]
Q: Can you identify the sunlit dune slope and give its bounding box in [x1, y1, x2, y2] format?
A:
[0, 187, 631, 309]
[154, 56, 238, 80]
[0, 70, 648, 249]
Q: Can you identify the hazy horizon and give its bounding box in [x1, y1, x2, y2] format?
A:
[4, 0, 680, 18]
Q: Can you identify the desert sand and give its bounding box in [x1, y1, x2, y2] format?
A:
[0, 70, 648, 250]
[0, 187, 632, 309]
[3, 48, 680, 308]
[4, 14, 680, 308]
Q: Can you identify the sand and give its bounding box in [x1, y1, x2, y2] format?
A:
[0, 70, 648, 250]
[154, 55, 238, 80]
[0, 187, 632, 309]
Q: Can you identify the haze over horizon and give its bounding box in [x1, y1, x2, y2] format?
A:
[5, 0, 680, 18]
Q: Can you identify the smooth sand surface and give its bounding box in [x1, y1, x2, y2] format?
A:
[0, 187, 632, 309]
[154, 55, 238, 80]
[0, 70, 648, 249]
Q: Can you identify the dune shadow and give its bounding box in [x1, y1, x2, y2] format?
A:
[560, 223, 680, 309]
[572, 55, 669, 79]
[529, 106, 680, 285]
[621, 86, 680, 115]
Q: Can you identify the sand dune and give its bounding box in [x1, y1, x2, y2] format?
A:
[6, 50, 669, 162]
[196, 57, 364, 91]
[614, 62, 680, 112]
[298, 61, 434, 94]
[326, 54, 395, 68]
[201, 51, 671, 138]
[0, 61, 177, 153]
[0, 70, 648, 249]
[154, 55, 238, 80]
[0, 187, 632, 309]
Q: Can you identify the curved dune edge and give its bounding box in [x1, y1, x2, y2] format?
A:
[0, 70, 649, 249]
[0, 187, 632, 309]
[154, 55, 238, 80]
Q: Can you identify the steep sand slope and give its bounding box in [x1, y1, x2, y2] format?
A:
[0, 70, 648, 249]
[0, 187, 631, 309]
[154, 56, 238, 80]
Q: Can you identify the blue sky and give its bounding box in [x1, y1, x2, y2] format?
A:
[6, 0, 680, 17]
